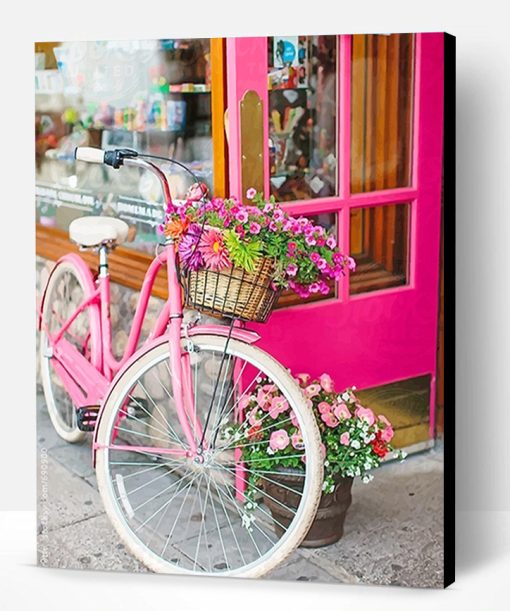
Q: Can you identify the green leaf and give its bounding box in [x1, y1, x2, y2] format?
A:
[224, 230, 262, 272]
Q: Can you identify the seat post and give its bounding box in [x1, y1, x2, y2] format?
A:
[98, 244, 109, 277]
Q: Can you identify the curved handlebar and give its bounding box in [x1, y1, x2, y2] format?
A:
[74, 147, 173, 208]
[74, 147, 106, 164]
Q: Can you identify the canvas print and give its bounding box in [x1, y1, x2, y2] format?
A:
[35, 33, 453, 587]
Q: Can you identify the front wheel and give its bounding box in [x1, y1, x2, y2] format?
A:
[95, 334, 323, 577]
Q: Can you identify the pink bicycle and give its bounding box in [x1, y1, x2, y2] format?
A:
[38, 147, 323, 577]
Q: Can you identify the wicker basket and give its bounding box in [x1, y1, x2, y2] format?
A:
[183, 257, 281, 323]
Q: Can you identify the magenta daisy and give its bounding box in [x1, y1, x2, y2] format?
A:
[199, 228, 231, 271]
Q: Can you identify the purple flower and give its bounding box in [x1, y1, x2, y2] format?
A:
[318, 280, 330, 295]
[326, 236, 337, 249]
[309, 282, 320, 294]
[235, 210, 249, 223]
[178, 223, 204, 271]
[249, 222, 261, 235]
[286, 263, 298, 277]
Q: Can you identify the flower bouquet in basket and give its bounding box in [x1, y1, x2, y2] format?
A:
[234, 373, 406, 547]
[162, 187, 355, 322]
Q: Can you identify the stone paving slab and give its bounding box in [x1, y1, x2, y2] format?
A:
[38, 511, 147, 573]
[36, 394, 444, 586]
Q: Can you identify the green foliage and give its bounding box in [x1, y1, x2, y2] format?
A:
[224, 230, 262, 273]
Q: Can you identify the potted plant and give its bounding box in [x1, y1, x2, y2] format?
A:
[237, 373, 406, 547]
[163, 188, 355, 322]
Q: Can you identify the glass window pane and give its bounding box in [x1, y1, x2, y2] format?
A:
[276, 212, 337, 308]
[35, 39, 214, 253]
[268, 36, 337, 201]
[351, 34, 415, 194]
[350, 203, 410, 294]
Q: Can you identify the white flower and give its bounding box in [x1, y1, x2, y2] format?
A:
[266, 447, 275, 455]
[341, 392, 351, 402]
[351, 439, 361, 450]
[242, 512, 256, 530]
[362, 474, 374, 484]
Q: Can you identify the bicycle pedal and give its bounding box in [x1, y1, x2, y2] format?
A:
[76, 406, 100, 432]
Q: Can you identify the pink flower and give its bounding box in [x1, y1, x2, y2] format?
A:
[238, 395, 251, 411]
[186, 182, 208, 201]
[269, 221, 278, 232]
[319, 373, 335, 393]
[318, 280, 330, 295]
[347, 256, 356, 271]
[318, 401, 332, 414]
[309, 282, 320, 293]
[304, 384, 321, 398]
[286, 263, 298, 277]
[268, 395, 289, 419]
[317, 258, 328, 271]
[235, 210, 249, 223]
[326, 236, 337, 249]
[305, 235, 317, 246]
[291, 431, 304, 450]
[256, 387, 273, 410]
[379, 414, 391, 427]
[380, 425, 394, 443]
[263, 203, 274, 213]
[321, 411, 339, 428]
[340, 432, 350, 446]
[247, 408, 262, 426]
[378, 415, 394, 442]
[355, 405, 376, 426]
[333, 402, 351, 420]
[249, 222, 261, 234]
[246, 187, 257, 200]
[199, 228, 231, 271]
[269, 429, 290, 451]
[295, 373, 311, 387]
[309, 252, 320, 264]
[273, 209, 284, 222]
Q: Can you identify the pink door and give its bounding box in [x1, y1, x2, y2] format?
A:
[226, 33, 444, 447]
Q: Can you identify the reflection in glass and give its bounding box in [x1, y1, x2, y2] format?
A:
[277, 212, 337, 308]
[268, 36, 337, 201]
[351, 34, 415, 193]
[350, 203, 409, 294]
[35, 39, 214, 253]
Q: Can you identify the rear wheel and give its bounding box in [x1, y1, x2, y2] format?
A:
[95, 334, 323, 577]
[39, 260, 96, 443]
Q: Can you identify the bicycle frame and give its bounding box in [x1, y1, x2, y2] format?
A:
[40, 155, 259, 460]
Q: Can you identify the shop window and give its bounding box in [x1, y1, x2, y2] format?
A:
[276, 212, 337, 308]
[349, 203, 410, 294]
[35, 39, 218, 253]
[351, 34, 415, 194]
[267, 36, 337, 202]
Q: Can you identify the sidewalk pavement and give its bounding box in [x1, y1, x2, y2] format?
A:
[37, 394, 444, 587]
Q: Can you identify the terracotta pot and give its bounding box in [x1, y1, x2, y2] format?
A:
[263, 472, 353, 548]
